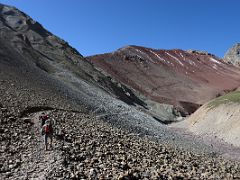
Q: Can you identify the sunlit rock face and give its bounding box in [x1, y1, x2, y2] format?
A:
[224, 43, 240, 67]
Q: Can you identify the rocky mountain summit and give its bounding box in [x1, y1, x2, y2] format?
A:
[1, 3, 240, 179]
[224, 43, 240, 66]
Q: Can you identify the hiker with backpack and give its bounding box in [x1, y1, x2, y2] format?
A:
[42, 119, 54, 151]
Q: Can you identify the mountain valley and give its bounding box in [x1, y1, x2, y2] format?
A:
[1, 3, 240, 179]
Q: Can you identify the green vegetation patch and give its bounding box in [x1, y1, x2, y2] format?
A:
[207, 91, 240, 109]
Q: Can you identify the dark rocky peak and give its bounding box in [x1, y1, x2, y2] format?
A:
[0, 3, 81, 57]
[0, 4, 49, 37]
[224, 43, 240, 66]
[0, 3, 148, 113]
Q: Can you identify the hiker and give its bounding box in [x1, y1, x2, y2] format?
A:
[42, 119, 54, 151]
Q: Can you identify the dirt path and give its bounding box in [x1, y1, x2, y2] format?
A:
[12, 111, 63, 180]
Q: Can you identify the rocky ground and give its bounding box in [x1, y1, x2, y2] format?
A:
[1, 75, 240, 180]
[0, 56, 240, 180]
[1, 104, 240, 179]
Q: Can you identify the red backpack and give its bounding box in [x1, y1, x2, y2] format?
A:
[43, 122, 53, 134]
[45, 124, 50, 133]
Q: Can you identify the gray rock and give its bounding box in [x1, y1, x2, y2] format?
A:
[224, 43, 240, 66]
[9, 164, 14, 169]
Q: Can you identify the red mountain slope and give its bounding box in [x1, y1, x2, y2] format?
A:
[87, 45, 240, 115]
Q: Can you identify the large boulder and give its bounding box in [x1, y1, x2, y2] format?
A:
[224, 43, 240, 66]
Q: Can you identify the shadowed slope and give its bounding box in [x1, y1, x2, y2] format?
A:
[0, 4, 147, 113]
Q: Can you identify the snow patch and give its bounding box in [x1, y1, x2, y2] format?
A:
[150, 50, 166, 62]
[180, 53, 184, 58]
[210, 57, 221, 64]
[188, 60, 196, 66]
[134, 48, 155, 63]
[165, 52, 184, 66]
[180, 52, 186, 61]
[213, 64, 218, 70]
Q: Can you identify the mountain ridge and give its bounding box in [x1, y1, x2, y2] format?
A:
[87, 45, 240, 118]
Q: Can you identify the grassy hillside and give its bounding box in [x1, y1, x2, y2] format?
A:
[208, 91, 240, 109]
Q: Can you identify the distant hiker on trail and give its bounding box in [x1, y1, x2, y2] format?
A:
[42, 119, 54, 151]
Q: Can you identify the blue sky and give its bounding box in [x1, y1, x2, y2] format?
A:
[1, 0, 239, 57]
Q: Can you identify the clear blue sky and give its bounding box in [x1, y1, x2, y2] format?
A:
[1, 0, 239, 57]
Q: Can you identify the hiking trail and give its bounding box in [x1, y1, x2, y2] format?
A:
[13, 111, 63, 180]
